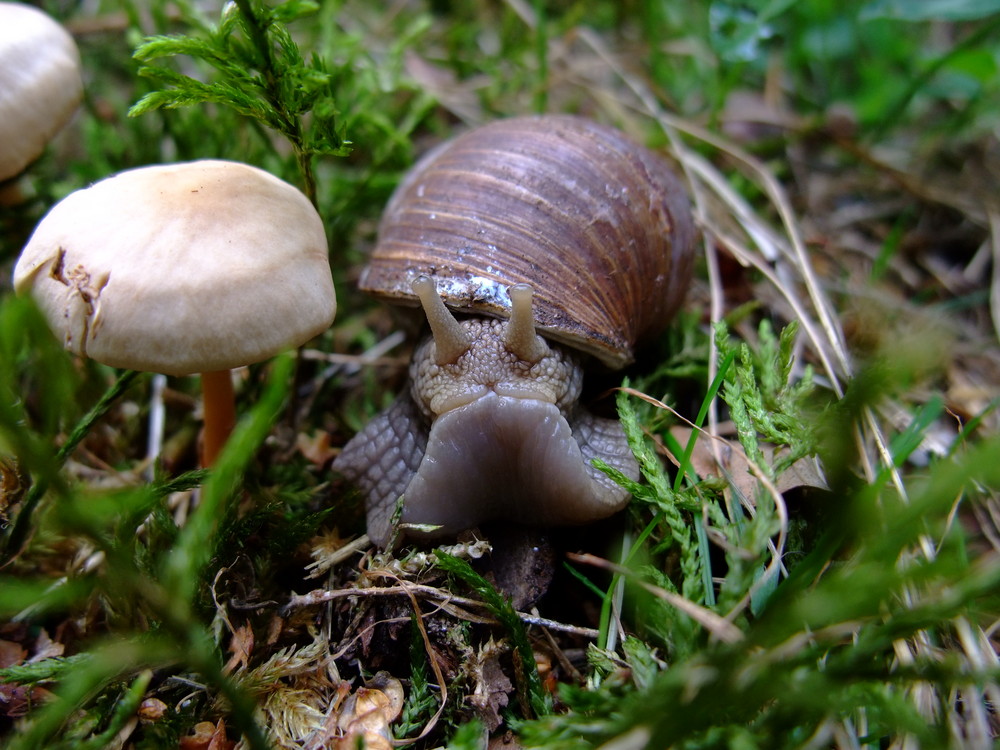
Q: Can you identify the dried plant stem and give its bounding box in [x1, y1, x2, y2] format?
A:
[988, 210, 1000, 346]
[282, 583, 600, 639]
[393, 578, 449, 745]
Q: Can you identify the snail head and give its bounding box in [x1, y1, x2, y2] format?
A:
[408, 276, 582, 421]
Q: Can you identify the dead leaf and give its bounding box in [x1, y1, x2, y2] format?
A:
[318, 674, 406, 750]
[305, 527, 360, 579]
[720, 89, 802, 144]
[223, 623, 254, 675]
[302, 681, 352, 750]
[669, 426, 827, 499]
[403, 50, 484, 124]
[138, 697, 168, 723]
[0, 456, 24, 527]
[467, 639, 514, 732]
[488, 731, 525, 750]
[0, 682, 54, 719]
[0, 635, 57, 720]
[296, 430, 338, 467]
[179, 719, 235, 750]
[0, 640, 26, 668]
[29, 629, 64, 663]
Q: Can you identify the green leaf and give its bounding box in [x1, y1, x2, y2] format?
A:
[862, 0, 1000, 20]
[3, 637, 177, 750]
[709, 1, 776, 63]
[446, 719, 486, 749]
[0, 578, 95, 620]
[0, 654, 94, 686]
[269, 0, 320, 24]
[2, 368, 141, 565]
[0, 295, 80, 451]
[888, 395, 945, 467]
[132, 33, 219, 62]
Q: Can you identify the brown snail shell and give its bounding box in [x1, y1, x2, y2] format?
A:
[359, 114, 697, 369]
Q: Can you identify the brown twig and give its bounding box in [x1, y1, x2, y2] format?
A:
[282, 583, 600, 639]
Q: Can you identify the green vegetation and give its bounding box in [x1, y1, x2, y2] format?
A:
[1, 0, 998, 748]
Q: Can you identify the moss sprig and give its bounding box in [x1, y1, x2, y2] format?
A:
[616, 385, 707, 605]
[715, 319, 817, 479]
[130, 0, 349, 205]
[434, 551, 552, 719]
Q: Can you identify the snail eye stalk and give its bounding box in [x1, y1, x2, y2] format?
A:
[412, 275, 471, 365]
[503, 283, 549, 364]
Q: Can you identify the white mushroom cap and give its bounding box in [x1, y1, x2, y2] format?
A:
[0, 2, 83, 180]
[13, 160, 337, 375]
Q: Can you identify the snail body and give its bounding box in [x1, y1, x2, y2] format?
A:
[334, 115, 696, 547]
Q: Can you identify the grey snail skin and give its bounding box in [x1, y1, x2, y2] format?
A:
[333, 115, 697, 548]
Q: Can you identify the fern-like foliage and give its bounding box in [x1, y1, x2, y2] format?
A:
[615, 387, 707, 607]
[518, 428, 1000, 749]
[130, 0, 349, 203]
[715, 319, 817, 478]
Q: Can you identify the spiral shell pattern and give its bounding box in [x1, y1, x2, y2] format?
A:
[360, 115, 697, 368]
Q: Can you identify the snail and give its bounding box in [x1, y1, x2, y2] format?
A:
[334, 115, 697, 548]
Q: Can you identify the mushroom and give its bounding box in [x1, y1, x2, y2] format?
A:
[12, 160, 336, 465]
[0, 2, 83, 182]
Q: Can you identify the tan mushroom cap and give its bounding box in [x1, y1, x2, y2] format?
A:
[13, 160, 337, 375]
[0, 2, 83, 180]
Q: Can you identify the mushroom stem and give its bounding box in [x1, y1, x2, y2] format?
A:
[200, 370, 236, 466]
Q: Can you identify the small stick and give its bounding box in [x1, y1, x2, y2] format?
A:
[281, 583, 600, 639]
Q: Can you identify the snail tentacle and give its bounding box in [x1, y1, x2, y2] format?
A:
[503, 283, 549, 363]
[412, 275, 470, 365]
